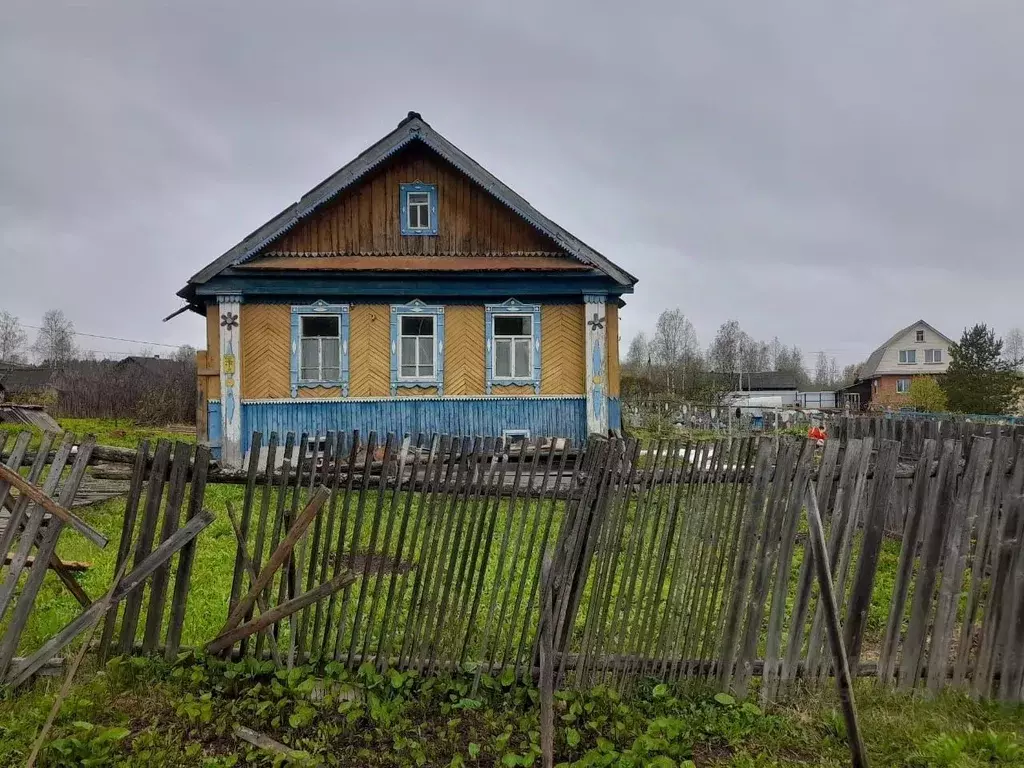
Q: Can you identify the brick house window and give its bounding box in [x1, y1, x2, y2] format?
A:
[925, 348, 943, 364]
[899, 349, 916, 364]
[897, 378, 911, 394]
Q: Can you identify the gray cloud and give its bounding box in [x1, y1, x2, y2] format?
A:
[2, 1, 1022, 364]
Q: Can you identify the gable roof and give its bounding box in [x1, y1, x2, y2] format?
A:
[180, 112, 636, 299]
[0, 364, 55, 393]
[705, 371, 800, 391]
[116, 356, 182, 376]
[858, 319, 955, 380]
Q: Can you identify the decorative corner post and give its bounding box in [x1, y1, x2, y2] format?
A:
[583, 294, 608, 435]
[218, 294, 243, 469]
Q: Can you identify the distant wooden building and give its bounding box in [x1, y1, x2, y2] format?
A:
[176, 113, 637, 466]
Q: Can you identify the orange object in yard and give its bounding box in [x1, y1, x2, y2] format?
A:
[808, 426, 827, 442]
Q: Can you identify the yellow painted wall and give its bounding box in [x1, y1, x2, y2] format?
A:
[492, 384, 535, 396]
[541, 304, 586, 395]
[446, 306, 485, 395]
[606, 304, 620, 397]
[218, 300, 592, 400]
[240, 304, 290, 399]
[205, 306, 221, 399]
[349, 304, 391, 397]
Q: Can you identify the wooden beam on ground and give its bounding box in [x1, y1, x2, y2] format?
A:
[1, 554, 90, 571]
[6, 509, 216, 687]
[48, 555, 91, 608]
[0, 464, 108, 547]
[233, 726, 306, 760]
[207, 569, 355, 656]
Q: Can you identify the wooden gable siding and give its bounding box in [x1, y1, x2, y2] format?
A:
[240, 304, 290, 400]
[446, 306, 485, 396]
[268, 145, 561, 256]
[349, 305, 391, 397]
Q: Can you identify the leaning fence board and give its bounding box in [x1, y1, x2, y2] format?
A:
[99, 440, 151, 661]
[7, 510, 216, 687]
[118, 440, 172, 654]
[878, 440, 936, 684]
[0, 464, 107, 548]
[898, 440, 960, 690]
[927, 438, 992, 692]
[0, 435, 96, 679]
[844, 439, 899, 670]
[142, 441, 193, 653]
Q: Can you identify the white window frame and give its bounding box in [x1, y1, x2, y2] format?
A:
[492, 313, 534, 380]
[398, 314, 436, 381]
[406, 191, 431, 231]
[915, 330, 925, 343]
[897, 378, 911, 394]
[899, 349, 917, 364]
[299, 314, 342, 383]
[925, 348, 943, 364]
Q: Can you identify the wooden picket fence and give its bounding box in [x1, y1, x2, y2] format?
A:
[5, 427, 1024, 704]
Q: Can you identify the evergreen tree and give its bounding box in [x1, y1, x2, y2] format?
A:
[942, 324, 1022, 415]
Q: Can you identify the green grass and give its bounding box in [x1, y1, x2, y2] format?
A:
[1, 417, 194, 450]
[2, 655, 1024, 766]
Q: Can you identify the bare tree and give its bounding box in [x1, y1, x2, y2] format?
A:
[32, 309, 76, 367]
[0, 311, 28, 363]
[708, 320, 745, 374]
[739, 338, 770, 374]
[625, 333, 650, 369]
[768, 336, 784, 370]
[1004, 327, 1024, 370]
[174, 344, 198, 363]
[651, 310, 698, 368]
[840, 362, 860, 387]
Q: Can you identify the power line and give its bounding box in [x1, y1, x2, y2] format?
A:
[21, 324, 187, 349]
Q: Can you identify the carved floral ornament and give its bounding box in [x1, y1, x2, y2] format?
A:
[588, 313, 605, 331]
[220, 312, 239, 330]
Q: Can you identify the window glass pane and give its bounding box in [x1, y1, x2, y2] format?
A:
[420, 364, 434, 378]
[402, 316, 433, 336]
[495, 339, 511, 377]
[401, 364, 416, 378]
[401, 337, 416, 370]
[409, 192, 429, 205]
[494, 316, 527, 336]
[418, 337, 434, 369]
[322, 366, 340, 380]
[302, 315, 339, 338]
[301, 339, 319, 380]
[408, 206, 418, 228]
[322, 338, 340, 372]
[514, 338, 530, 377]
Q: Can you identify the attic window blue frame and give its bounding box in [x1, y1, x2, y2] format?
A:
[390, 300, 445, 395]
[400, 183, 438, 236]
[485, 299, 541, 394]
[290, 301, 350, 397]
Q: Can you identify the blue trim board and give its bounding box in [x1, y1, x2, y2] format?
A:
[390, 300, 445, 395]
[197, 274, 629, 299]
[240, 396, 587, 453]
[290, 300, 350, 397]
[399, 183, 438, 236]
[608, 396, 621, 433]
[484, 299, 541, 394]
[207, 400, 222, 458]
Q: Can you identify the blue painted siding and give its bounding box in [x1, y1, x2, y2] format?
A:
[608, 396, 621, 432]
[240, 397, 586, 453]
[207, 400, 222, 459]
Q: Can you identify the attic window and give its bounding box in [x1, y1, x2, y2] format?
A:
[400, 183, 438, 236]
[916, 330, 925, 342]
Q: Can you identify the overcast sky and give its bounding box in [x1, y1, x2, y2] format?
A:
[2, 1, 1023, 367]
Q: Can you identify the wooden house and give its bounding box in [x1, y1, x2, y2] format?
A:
[175, 113, 637, 467]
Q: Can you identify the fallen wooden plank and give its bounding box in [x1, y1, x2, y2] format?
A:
[2, 555, 91, 571]
[6, 509, 216, 687]
[0, 464, 108, 547]
[233, 725, 306, 760]
[208, 569, 355, 655]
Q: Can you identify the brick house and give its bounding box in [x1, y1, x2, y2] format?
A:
[839, 320, 954, 410]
